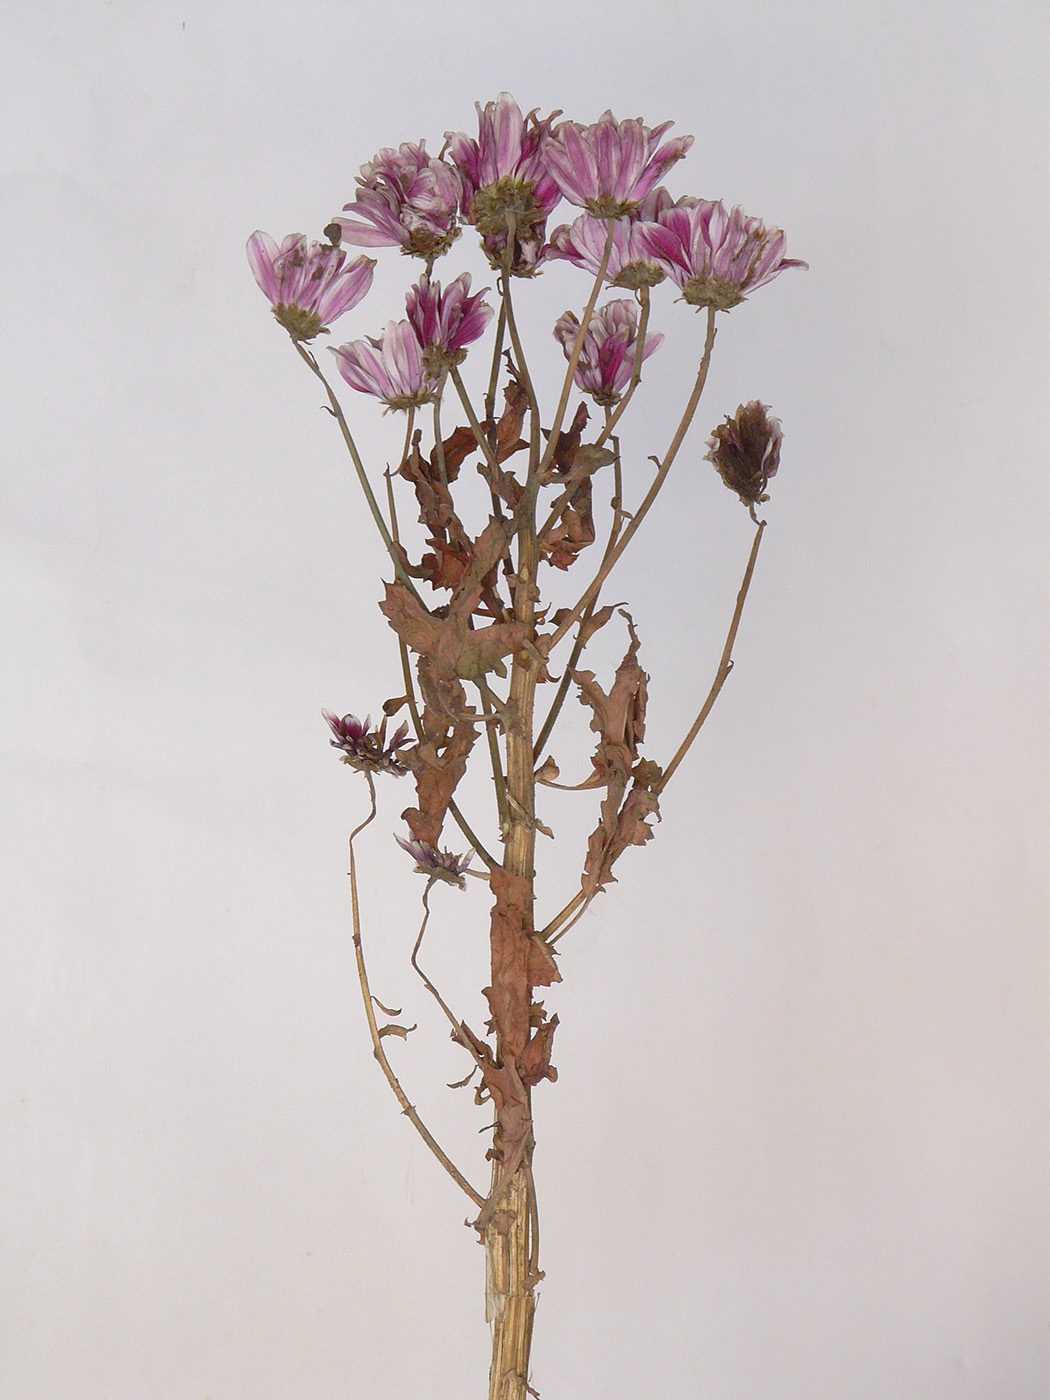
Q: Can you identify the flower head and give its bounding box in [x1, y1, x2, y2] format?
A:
[246, 232, 375, 340]
[641, 200, 807, 310]
[395, 835, 473, 889]
[554, 300, 664, 406]
[543, 111, 693, 218]
[705, 401, 783, 506]
[445, 93, 562, 273]
[334, 141, 463, 261]
[323, 710, 414, 775]
[546, 214, 667, 290]
[405, 272, 494, 372]
[330, 321, 437, 411]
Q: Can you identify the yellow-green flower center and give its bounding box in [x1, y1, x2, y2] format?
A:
[682, 277, 744, 311]
[471, 176, 544, 238]
[273, 304, 325, 340]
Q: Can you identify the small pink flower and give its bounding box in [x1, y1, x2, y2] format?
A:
[445, 93, 562, 272]
[322, 710, 413, 775]
[641, 200, 807, 310]
[705, 401, 783, 505]
[330, 321, 437, 411]
[405, 272, 493, 370]
[395, 835, 473, 888]
[546, 214, 667, 289]
[246, 232, 375, 340]
[543, 111, 693, 218]
[334, 141, 463, 261]
[553, 300, 664, 407]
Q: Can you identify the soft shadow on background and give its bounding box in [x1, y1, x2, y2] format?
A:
[2, 2, 1047, 1397]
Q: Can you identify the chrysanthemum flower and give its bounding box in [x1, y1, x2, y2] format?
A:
[553, 300, 664, 407]
[246, 232, 375, 341]
[334, 141, 463, 261]
[405, 272, 494, 372]
[330, 321, 437, 411]
[322, 711, 414, 775]
[546, 214, 667, 289]
[543, 111, 693, 218]
[705, 401, 783, 505]
[641, 200, 807, 310]
[445, 93, 562, 272]
[395, 835, 473, 888]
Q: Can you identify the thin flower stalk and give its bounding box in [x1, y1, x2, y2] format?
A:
[348, 777, 484, 1208]
[497, 218, 543, 466]
[292, 341, 422, 597]
[448, 362, 502, 477]
[545, 305, 718, 654]
[657, 519, 766, 793]
[410, 884, 491, 1070]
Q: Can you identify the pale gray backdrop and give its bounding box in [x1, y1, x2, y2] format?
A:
[2, 2, 1047, 1397]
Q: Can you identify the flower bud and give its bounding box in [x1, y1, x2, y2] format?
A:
[705, 402, 782, 505]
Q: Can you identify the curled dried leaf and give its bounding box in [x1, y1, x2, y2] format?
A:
[371, 995, 403, 1017]
[378, 1022, 418, 1040]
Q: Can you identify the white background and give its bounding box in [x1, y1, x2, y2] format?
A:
[3, 3, 1047, 1397]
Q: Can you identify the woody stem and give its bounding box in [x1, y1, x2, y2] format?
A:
[484, 350, 543, 1400]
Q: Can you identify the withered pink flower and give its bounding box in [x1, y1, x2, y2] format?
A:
[641, 200, 807, 310]
[546, 214, 667, 290]
[546, 190, 700, 289]
[554, 300, 664, 407]
[395, 835, 473, 889]
[330, 321, 437, 411]
[705, 401, 783, 505]
[445, 93, 562, 273]
[246, 232, 375, 341]
[334, 141, 463, 261]
[323, 710, 413, 776]
[543, 111, 693, 218]
[405, 272, 494, 371]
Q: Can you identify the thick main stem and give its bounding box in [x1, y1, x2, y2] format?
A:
[485, 463, 542, 1400]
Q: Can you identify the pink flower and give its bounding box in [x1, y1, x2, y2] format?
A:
[543, 111, 693, 218]
[546, 191, 701, 289]
[553, 300, 664, 407]
[330, 321, 437, 411]
[641, 200, 807, 310]
[405, 272, 494, 370]
[705, 401, 783, 505]
[246, 232, 375, 340]
[395, 835, 473, 888]
[445, 93, 562, 272]
[322, 710, 413, 775]
[334, 141, 463, 261]
[546, 214, 667, 290]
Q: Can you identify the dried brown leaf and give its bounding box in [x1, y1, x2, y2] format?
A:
[377, 1022, 417, 1040]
